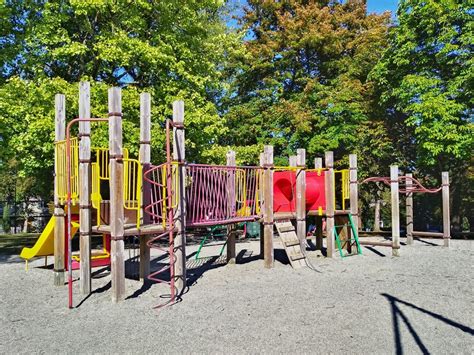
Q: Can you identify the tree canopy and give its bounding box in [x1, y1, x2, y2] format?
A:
[221, 0, 391, 165]
[0, 0, 472, 230]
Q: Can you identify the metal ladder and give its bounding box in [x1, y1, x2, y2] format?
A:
[334, 213, 362, 258]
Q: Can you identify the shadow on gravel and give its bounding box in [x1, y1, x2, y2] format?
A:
[76, 281, 112, 308]
[382, 293, 474, 355]
[414, 238, 439, 246]
[236, 249, 259, 264]
[363, 246, 386, 257]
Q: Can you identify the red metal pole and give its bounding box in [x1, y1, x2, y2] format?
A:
[165, 119, 175, 304]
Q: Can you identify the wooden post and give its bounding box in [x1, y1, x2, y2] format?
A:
[406, 173, 413, 245]
[442, 172, 450, 247]
[172, 100, 186, 292]
[349, 154, 358, 254]
[314, 158, 323, 250]
[108, 87, 125, 302]
[259, 152, 265, 259]
[390, 165, 400, 256]
[79, 82, 92, 295]
[289, 155, 297, 167]
[226, 150, 236, 264]
[374, 200, 381, 232]
[139, 92, 151, 280]
[314, 158, 323, 169]
[296, 149, 306, 250]
[54, 94, 66, 286]
[325, 151, 335, 257]
[263, 145, 274, 268]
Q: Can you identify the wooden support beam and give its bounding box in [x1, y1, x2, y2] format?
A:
[390, 165, 400, 256]
[324, 151, 335, 257]
[139, 93, 151, 280]
[406, 173, 414, 245]
[314, 158, 323, 169]
[263, 145, 274, 268]
[442, 172, 450, 247]
[108, 87, 125, 302]
[359, 240, 398, 248]
[79, 81, 92, 295]
[259, 152, 265, 259]
[226, 150, 236, 264]
[54, 94, 66, 286]
[314, 158, 323, 250]
[296, 149, 306, 250]
[412, 231, 444, 238]
[349, 154, 358, 254]
[172, 100, 186, 292]
[289, 155, 297, 167]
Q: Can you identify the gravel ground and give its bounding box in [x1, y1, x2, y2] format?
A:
[1, 237, 473, 354]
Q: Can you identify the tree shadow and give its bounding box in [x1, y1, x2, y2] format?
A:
[363, 246, 386, 257]
[236, 249, 260, 264]
[414, 238, 439, 246]
[382, 293, 474, 354]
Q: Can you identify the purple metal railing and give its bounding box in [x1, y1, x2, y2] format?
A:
[185, 164, 262, 227]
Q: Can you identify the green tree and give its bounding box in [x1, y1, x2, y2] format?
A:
[371, 0, 474, 231]
[2, 203, 11, 233]
[221, 0, 391, 165]
[0, 0, 237, 201]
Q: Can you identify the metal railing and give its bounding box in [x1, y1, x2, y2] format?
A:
[55, 138, 79, 204]
[185, 164, 262, 227]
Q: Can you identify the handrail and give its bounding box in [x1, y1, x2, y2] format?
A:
[123, 157, 142, 230]
[55, 137, 79, 204]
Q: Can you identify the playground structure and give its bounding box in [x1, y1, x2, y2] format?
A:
[20, 82, 452, 308]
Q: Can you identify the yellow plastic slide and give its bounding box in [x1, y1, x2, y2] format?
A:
[20, 216, 79, 260]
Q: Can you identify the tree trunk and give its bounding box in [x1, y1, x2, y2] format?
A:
[374, 199, 381, 232]
[23, 217, 28, 233]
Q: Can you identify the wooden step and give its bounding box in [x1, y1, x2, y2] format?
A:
[289, 253, 305, 261]
[275, 221, 306, 269]
[278, 225, 295, 233]
[284, 239, 300, 247]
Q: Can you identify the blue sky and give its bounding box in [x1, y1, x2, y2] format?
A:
[367, 0, 398, 14]
[226, 1, 399, 28]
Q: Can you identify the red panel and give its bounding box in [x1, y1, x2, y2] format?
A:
[273, 171, 326, 213]
[306, 171, 326, 212]
[273, 171, 296, 212]
[71, 257, 110, 270]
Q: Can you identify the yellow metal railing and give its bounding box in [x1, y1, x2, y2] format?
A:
[91, 162, 100, 210]
[90, 147, 133, 228]
[55, 138, 79, 204]
[235, 169, 248, 217]
[335, 169, 350, 210]
[254, 169, 263, 215]
[123, 158, 142, 229]
[55, 140, 143, 228]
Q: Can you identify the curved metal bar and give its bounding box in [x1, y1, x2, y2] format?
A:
[360, 175, 442, 194]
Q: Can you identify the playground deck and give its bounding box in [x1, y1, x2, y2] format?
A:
[92, 223, 173, 236]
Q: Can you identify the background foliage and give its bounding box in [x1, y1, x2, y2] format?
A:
[0, 0, 472, 231]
